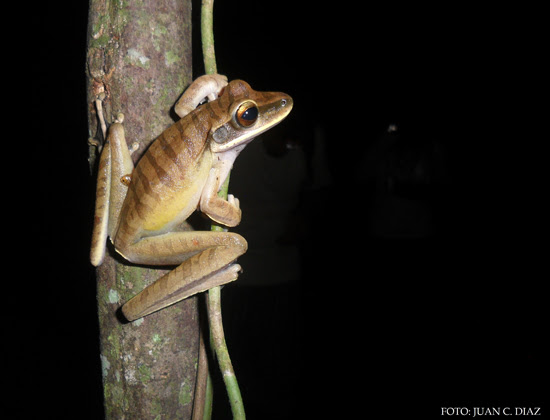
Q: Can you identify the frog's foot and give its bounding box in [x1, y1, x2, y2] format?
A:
[95, 92, 108, 140]
[129, 142, 140, 155]
[114, 113, 125, 123]
[216, 263, 242, 281]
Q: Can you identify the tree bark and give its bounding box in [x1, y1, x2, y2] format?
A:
[86, 1, 198, 418]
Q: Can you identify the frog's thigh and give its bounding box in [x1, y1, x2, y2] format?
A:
[122, 230, 247, 266]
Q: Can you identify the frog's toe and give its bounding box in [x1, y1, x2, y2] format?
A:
[228, 194, 240, 210]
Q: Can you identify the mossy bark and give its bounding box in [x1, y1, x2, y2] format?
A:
[86, 1, 198, 418]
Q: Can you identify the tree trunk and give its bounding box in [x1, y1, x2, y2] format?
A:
[86, 1, 198, 418]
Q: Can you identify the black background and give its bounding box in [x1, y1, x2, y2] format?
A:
[12, 1, 547, 419]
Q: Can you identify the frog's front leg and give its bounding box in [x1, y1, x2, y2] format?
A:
[119, 230, 247, 321]
[174, 74, 228, 118]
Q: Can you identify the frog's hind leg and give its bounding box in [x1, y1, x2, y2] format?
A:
[90, 116, 136, 266]
[120, 231, 247, 321]
[90, 133, 112, 266]
[123, 261, 242, 321]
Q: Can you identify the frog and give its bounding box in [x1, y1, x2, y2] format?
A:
[90, 74, 293, 321]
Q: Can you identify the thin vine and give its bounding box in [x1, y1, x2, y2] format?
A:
[201, 0, 246, 418]
[201, 0, 218, 75]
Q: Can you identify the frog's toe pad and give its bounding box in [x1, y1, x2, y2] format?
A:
[222, 263, 242, 277]
[227, 194, 240, 210]
[214, 263, 242, 288]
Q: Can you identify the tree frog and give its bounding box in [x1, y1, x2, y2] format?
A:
[90, 74, 293, 321]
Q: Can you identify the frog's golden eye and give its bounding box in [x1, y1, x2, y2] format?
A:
[235, 101, 258, 127]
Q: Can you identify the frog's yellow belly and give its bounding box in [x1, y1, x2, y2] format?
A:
[141, 178, 205, 233]
[114, 143, 213, 246]
[140, 156, 212, 233]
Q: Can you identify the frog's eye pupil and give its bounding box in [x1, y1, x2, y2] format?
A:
[236, 102, 258, 127]
[242, 106, 258, 121]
